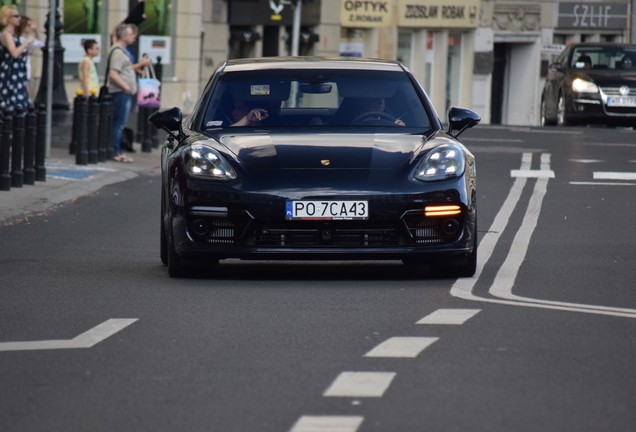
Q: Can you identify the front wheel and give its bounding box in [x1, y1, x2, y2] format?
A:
[429, 220, 478, 278]
[167, 234, 185, 278]
[429, 250, 477, 278]
[556, 93, 571, 126]
[160, 187, 168, 266]
[540, 98, 555, 126]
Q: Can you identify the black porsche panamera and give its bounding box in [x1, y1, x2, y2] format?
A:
[149, 57, 480, 278]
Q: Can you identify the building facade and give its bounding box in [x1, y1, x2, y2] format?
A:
[22, 0, 634, 126]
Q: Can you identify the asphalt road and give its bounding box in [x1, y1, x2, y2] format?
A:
[1, 125, 635, 432]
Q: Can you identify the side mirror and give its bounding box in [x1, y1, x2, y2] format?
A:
[148, 106, 186, 141]
[447, 107, 480, 138]
[551, 63, 565, 72]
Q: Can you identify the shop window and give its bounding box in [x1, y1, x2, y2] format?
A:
[61, 0, 175, 81]
[398, 31, 413, 68]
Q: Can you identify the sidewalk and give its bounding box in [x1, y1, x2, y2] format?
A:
[0, 143, 160, 225]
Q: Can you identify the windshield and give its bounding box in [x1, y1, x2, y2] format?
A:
[201, 69, 433, 130]
[571, 46, 636, 70]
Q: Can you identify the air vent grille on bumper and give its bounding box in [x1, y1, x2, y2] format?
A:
[401, 209, 464, 244]
[254, 225, 399, 247]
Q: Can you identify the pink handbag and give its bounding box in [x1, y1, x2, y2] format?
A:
[137, 62, 161, 109]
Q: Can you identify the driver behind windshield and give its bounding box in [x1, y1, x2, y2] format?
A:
[355, 98, 406, 126]
[230, 99, 269, 127]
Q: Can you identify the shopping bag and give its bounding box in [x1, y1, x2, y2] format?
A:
[137, 78, 161, 108]
[137, 61, 161, 109]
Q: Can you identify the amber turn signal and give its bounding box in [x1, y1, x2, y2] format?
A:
[424, 205, 462, 217]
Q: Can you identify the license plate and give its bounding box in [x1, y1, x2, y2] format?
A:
[607, 96, 636, 107]
[286, 200, 369, 220]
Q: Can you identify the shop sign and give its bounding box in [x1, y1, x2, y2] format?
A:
[340, 0, 394, 28]
[397, 0, 479, 28]
[557, 3, 628, 29]
[229, 0, 321, 26]
[541, 44, 566, 55]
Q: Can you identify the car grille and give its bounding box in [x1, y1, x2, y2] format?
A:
[254, 224, 400, 247]
[401, 210, 464, 244]
[601, 86, 636, 115]
[601, 86, 636, 96]
[187, 207, 464, 247]
[187, 213, 253, 244]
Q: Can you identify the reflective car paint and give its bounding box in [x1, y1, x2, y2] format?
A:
[150, 57, 480, 278]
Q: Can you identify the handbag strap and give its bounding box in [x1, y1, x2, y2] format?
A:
[103, 46, 126, 86]
[141, 56, 156, 79]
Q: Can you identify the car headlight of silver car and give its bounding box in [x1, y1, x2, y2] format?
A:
[185, 143, 237, 180]
[572, 78, 599, 94]
[415, 144, 465, 182]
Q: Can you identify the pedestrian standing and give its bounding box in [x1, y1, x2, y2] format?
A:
[17, 15, 45, 102]
[78, 39, 100, 98]
[0, 5, 33, 111]
[107, 23, 140, 163]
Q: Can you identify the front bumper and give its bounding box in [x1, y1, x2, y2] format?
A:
[168, 189, 476, 263]
[569, 87, 636, 124]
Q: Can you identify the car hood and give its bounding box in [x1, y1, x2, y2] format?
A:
[215, 132, 435, 170]
[577, 69, 636, 86]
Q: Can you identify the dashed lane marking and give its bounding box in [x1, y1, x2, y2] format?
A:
[570, 181, 636, 186]
[593, 172, 636, 181]
[569, 159, 604, 163]
[364, 337, 438, 358]
[323, 372, 396, 398]
[460, 137, 524, 143]
[511, 169, 555, 178]
[288, 416, 364, 432]
[416, 309, 481, 325]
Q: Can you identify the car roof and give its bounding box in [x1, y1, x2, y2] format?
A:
[222, 56, 405, 73]
[567, 42, 636, 50]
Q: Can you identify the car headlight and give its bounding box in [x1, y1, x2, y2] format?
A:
[415, 144, 465, 182]
[572, 78, 598, 94]
[185, 143, 237, 180]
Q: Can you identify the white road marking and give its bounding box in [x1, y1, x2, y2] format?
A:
[569, 159, 604, 163]
[323, 372, 396, 398]
[489, 154, 549, 300]
[288, 416, 364, 432]
[0, 319, 138, 352]
[416, 309, 481, 325]
[461, 137, 524, 143]
[583, 142, 636, 148]
[570, 181, 636, 186]
[511, 169, 555, 178]
[364, 337, 438, 358]
[594, 172, 636, 180]
[451, 153, 636, 319]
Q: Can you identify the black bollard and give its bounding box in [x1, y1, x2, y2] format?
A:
[69, 94, 81, 154]
[136, 105, 144, 144]
[75, 96, 88, 165]
[11, 108, 25, 188]
[98, 94, 111, 162]
[23, 108, 36, 185]
[150, 57, 162, 149]
[104, 96, 113, 160]
[87, 96, 99, 163]
[0, 111, 9, 191]
[142, 107, 152, 153]
[35, 105, 46, 182]
[150, 108, 159, 148]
